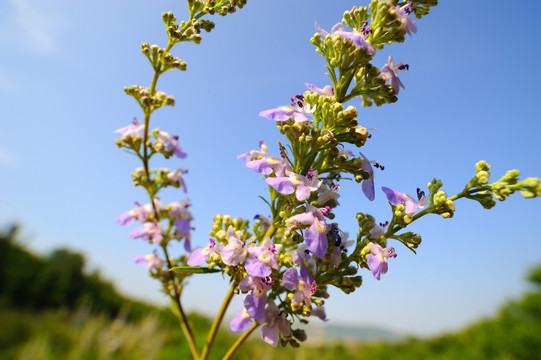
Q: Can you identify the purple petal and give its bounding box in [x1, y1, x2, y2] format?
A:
[116, 211, 135, 226]
[244, 293, 266, 322]
[291, 111, 309, 122]
[245, 256, 271, 277]
[266, 177, 295, 195]
[305, 222, 328, 259]
[261, 324, 279, 347]
[187, 248, 207, 266]
[259, 108, 293, 122]
[362, 177, 375, 201]
[282, 267, 299, 291]
[294, 184, 311, 201]
[174, 218, 191, 237]
[382, 186, 410, 206]
[230, 308, 253, 332]
[128, 227, 147, 239]
[366, 254, 382, 280]
[330, 23, 345, 33]
[312, 307, 328, 321]
[314, 21, 329, 36]
[246, 158, 274, 175]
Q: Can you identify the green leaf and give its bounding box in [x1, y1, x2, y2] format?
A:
[170, 266, 220, 274]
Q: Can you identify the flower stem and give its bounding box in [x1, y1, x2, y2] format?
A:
[200, 284, 236, 360]
[221, 322, 260, 360]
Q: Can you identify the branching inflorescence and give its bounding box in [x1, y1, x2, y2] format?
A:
[115, 1, 540, 359]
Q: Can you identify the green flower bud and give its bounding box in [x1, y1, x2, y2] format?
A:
[292, 329, 307, 342]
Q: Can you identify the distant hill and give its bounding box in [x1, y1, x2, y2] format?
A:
[304, 323, 403, 343]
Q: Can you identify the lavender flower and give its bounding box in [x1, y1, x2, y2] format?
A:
[359, 152, 375, 201]
[167, 168, 188, 193]
[246, 156, 290, 177]
[167, 199, 193, 250]
[237, 140, 268, 162]
[315, 182, 340, 206]
[369, 220, 389, 239]
[129, 220, 163, 244]
[230, 305, 254, 332]
[187, 239, 216, 266]
[259, 95, 316, 122]
[366, 242, 397, 280]
[395, 1, 417, 36]
[245, 238, 282, 277]
[114, 118, 143, 140]
[382, 186, 429, 214]
[116, 199, 162, 226]
[311, 306, 328, 321]
[328, 225, 353, 267]
[239, 276, 271, 322]
[381, 56, 407, 94]
[315, 22, 375, 55]
[214, 226, 248, 266]
[290, 244, 316, 274]
[304, 82, 334, 96]
[266, 170, 322, 202]
[261, 300, 291, 347]
[155, 130, 187, 158]
[133, 251, 164, 271]
[286, 205, 329, 258]
[282, 266, 317, 307]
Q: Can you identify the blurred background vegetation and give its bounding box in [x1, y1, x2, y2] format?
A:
[1, 224, 540, 360]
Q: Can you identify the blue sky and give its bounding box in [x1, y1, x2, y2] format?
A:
[1, 0, 540, 336]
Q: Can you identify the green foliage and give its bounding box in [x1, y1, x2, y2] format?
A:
[0, 225, 155, 320]
[2, 225, 541, 359]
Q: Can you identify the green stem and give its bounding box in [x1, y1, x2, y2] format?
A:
[200, 284, 236, 360]
[221, 322, 260, 360]
[162, 246, 201, 360]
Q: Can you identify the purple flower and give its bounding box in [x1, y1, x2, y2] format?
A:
[155, 130, 187, 158]
[381, 56, 407, 94]
[214, 226, 248, 266]
[116, 199, 162, 226]
[315, 22, 375, 55]
[114, 118, 143, 140]
[311, 306, 328, 321]
[246, 156, 290, 177]
[254, 214, 271, 233]
[304, 82, 334, 96]
[328, 225, 354, 267]
[167, 199, 193, 250]
[245, 238, 282, 277]
[230, 304, 254, 332]
[381, 186, 429, 215]
[133, 251, 164, 271]
[261, 300, 291, 347]
[395, 2, 417, 36]
[266, 170, 322, 202]
[366, 242, 397, 280]
[259, 95, 316, 123]
[167, 168, 188, 193]
[315, 183, 340, 206]
[290, 244, 316, 274]
[369, 220, 389, 239]
[187, 239, 216, 266]
[359, 152, 375, 201]
[239, 276, 271, 322]
[282, 266, 317, 307]
[237, 140, 268, 162]
[129, 220, 163, 244]
[286, 205, 329, 258]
